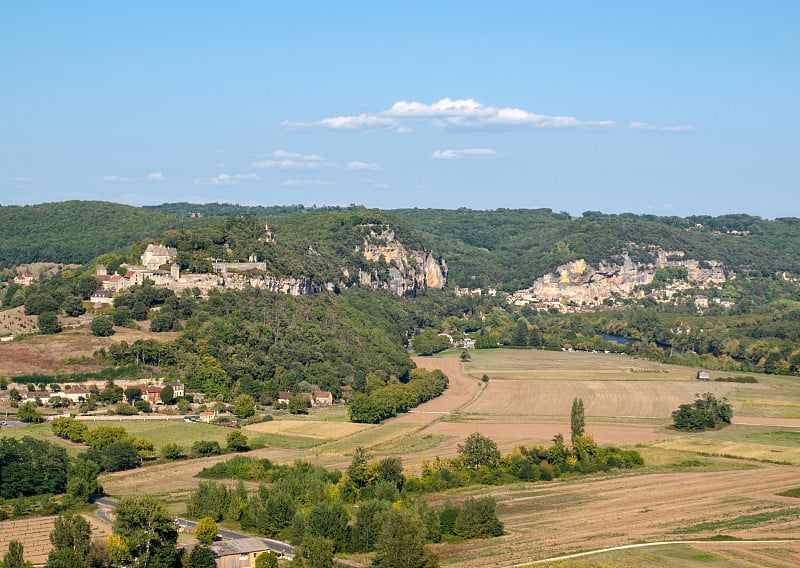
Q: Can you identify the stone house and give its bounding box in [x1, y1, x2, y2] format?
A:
[313, 391, 333, 405]
[141, 244, 178, 270]
[163, 381, 185, 398]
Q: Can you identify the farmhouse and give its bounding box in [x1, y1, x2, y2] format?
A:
[62, 386, 90, 402]
[142, 386, 163, 404]
[90, 290, 114, 305]
[25, 391, 51, 404]
[313, 390, 333, 405]
[211, 536, 284, 567]
[163, 381, 185, 397]
[13, 274, 35, 286]
[277, 391, 292, 405]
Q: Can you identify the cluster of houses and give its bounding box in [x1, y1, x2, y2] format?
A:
[276, 390, 335, 406]
[90, 244, 283, 304]
[454, 286, 497, 297]
[2, 380, 185, 407]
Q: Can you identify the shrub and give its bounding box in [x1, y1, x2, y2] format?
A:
[192, 440, 222, 457]
[672, 393, 733, 431]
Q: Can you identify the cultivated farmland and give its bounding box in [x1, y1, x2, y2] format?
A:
[7, 348, 800, 567]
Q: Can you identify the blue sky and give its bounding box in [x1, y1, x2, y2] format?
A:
[2, 1, 798, 218]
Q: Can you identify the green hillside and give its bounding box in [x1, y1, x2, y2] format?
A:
[0, 201, 180, 268]
[3, 202, 800, 292]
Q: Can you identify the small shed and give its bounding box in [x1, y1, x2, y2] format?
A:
[211, 537, 283, 568]
[696, 370, 710, 380]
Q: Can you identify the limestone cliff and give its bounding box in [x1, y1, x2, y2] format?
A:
[509, 248, 728, 308]
[357, 226, 448, 296]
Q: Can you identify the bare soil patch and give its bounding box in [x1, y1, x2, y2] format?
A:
[391, 356, 482, 423]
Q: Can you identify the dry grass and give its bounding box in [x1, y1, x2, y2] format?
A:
[0, 321, 180, 376]
[243, 419, 371, 439]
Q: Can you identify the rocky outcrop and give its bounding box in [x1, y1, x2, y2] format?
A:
[509, 249, 728, 308]
[358, 226, 448, 296]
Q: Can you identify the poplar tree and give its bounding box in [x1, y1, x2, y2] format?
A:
[571, 397, 585, 443]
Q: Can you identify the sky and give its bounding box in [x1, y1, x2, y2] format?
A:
[2, 1, 798, 218]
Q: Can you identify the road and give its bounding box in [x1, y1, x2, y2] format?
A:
[93, 496, 294, 558]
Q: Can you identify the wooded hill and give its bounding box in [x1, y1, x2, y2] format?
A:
[2, 201, 800, 291]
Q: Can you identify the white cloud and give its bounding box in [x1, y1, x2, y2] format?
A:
[630, 121, 694, 132]
[283, 97, 614, 132]
[13, 176, 32, 182]
[192, 173, 261, 186]
[431, 148, 498, 160]
[373, 182, 392, 189]
[282, 114, 400, 132]
[272, 150, 324, 161]
[347, 161, 381, 171]
[103, 175, 130, 183]
[252, 150, 336, 169]
[144, 172, 163, 181]
[281, 179, 337, 187]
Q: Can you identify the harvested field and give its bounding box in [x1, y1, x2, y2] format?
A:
[0, 513, 109, 564]
[0, 516, 55, 564]
[244, 418, 371, 439]
[531, 541, 800, 567]
[460, 379, 734, 419]
[432, 462, 800, 567]
[101, 446, 306, 497]
[0, 323, 180, 376]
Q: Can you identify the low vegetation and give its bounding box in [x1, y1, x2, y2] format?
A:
[671, 393, 733, 431]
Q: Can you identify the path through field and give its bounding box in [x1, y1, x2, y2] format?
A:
[432, 461, 800, 567]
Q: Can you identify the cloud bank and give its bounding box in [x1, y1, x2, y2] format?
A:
[630, 122, 694, 132]
[431, 148, 498, 160]
[193, 173, 261, 186]
[283, 97, 616, 132]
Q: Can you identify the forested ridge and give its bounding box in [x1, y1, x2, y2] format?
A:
[5, 201, 800, 386]
[4, 201, 800, 292]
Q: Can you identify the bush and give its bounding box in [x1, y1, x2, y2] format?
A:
[159, 443, 185, 460]
[38, 312, 62, 335]
[90, 315, 115, 337]
[454, 497, 503, 539]
[192, 440, 222, 457]
[672, 393, 733, 431]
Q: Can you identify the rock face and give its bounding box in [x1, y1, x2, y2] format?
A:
[358, 226, 448, 296]
[159, 225, 447, 298]
[532, 256, 651, 303]
[509, 249, 728, 308]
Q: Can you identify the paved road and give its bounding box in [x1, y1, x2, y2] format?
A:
[93, 496, 294, 558]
